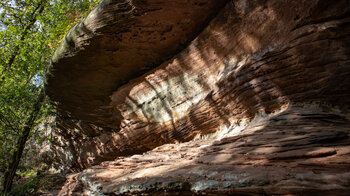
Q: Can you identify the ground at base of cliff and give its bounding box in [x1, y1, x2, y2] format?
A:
[9, 172, 66, 196]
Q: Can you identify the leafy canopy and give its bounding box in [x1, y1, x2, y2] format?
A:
[0, 0, 100, 191]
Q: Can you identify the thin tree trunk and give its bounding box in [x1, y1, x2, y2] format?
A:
[2, 89, 45, 192]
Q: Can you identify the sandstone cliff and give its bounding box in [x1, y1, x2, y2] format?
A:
[45, 0, 350, 195]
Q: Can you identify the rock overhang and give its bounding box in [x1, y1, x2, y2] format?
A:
[45, 0, 229, 128]
[45, 0, 350, 172]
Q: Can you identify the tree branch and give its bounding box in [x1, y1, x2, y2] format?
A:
[1, 2, 45, 75]
[0, 112, 19, 134]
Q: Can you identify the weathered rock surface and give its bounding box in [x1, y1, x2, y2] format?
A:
[46, 0, 229, 170]
[59, 104, 350, 195]
[45, 0, 350, 194]
[47, 0, 350, 172]
[45, 0, 228, 128]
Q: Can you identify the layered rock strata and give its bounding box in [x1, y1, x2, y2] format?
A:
[45, 0, 350, 194]
[46, 0, 228, 128]
[47, 0, 350, 171]
[59, 104, 350, 195]
[46, 0, 229, 170]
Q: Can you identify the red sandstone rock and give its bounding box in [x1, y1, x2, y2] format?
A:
[58, 105, 350, 195]
[45, 0, 228, 128]
[45, 0, 350, 194]
[47, 0, 350, 171]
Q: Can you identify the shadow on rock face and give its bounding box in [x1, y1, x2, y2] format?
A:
[47, 0, 350, 194]
[59, 104, 350, 195]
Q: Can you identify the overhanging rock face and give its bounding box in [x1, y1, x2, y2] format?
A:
[46, 0, 350, 194]
[46, 0, 229, 170]
[46, 0, 228, 129]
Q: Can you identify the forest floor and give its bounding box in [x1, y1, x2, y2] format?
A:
[11, 172, 66, 196]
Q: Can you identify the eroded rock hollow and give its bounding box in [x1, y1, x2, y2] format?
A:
[45, 0, 350, 195]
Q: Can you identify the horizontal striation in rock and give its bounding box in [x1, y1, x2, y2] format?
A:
[107, 0, 350, 162]
[47, 0, 350, 170]
[58, 104, 350, 195]
[45, 0, 229, 128]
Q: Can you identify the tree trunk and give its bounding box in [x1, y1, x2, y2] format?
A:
[2, 89, 45, 192]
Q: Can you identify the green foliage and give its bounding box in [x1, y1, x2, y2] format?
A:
[10, 172, 66, 196]
[10, 177, 39, 196]
[15, 169, 36, 179]
[0, 0, 100, 192]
